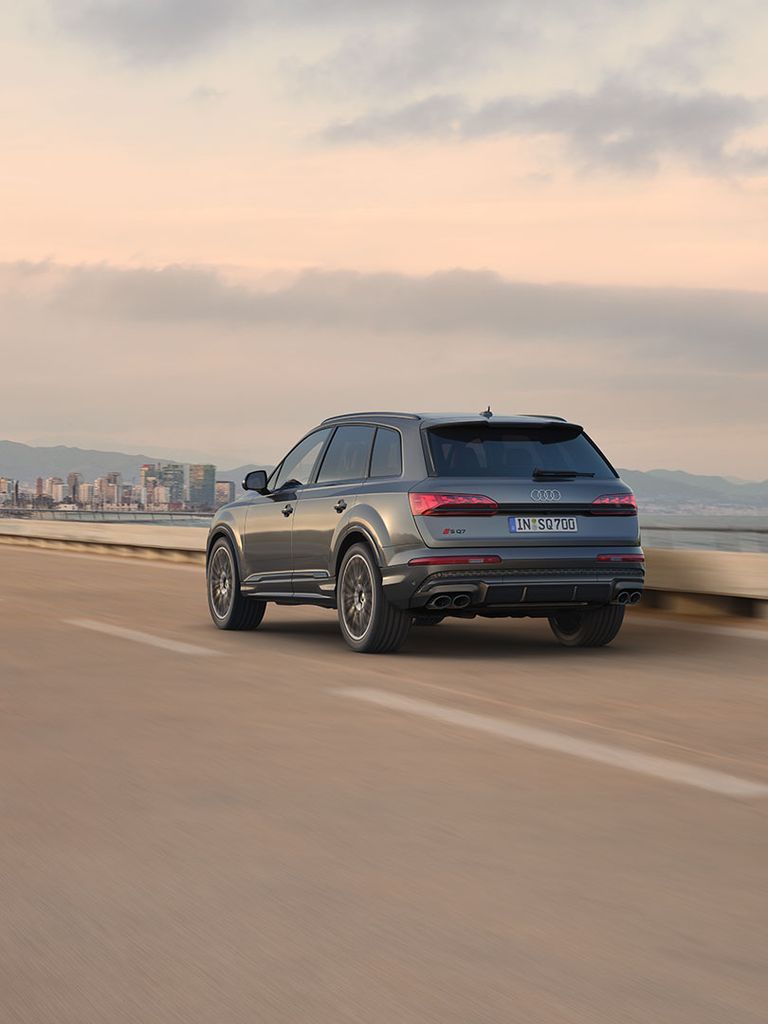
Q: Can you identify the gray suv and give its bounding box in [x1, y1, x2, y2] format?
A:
[206, 412, 644, 653]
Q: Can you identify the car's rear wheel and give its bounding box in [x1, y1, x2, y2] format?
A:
[207, 537, 266, 631]
[548, 604, 625, 647]
[337, 543, 411, 653]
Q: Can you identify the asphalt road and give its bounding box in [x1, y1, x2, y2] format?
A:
[2, 545, 767, 1024]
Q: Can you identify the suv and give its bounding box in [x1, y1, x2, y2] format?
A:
[206, 412, 644, 653]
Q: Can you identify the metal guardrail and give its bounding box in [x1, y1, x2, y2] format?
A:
[0, 508, 212, 524]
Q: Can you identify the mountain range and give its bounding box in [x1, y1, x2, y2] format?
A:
[0, 440, 264, 486]
[1, 439, 766, 511]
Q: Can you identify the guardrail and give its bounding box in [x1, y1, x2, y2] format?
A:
[0, 519, 765, 620]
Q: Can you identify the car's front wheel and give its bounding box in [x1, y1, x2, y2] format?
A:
[548, 605, 625, 647]
[207, 537, 266, 630]
[337, 543, 411, 653]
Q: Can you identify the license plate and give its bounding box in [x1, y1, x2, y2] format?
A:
[509, 516, 578, 533]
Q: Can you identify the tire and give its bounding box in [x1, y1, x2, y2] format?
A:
[207, 537, 266, 631]
[548, 604, 625, 648]
[337, 543, 411, 653]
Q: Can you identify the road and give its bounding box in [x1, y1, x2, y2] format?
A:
[1, 544, 767, 1024]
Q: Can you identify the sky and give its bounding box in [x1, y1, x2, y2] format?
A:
[1, 1, 767, 477]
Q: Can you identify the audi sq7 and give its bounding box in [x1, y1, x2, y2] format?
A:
[206, 412, 644, 653]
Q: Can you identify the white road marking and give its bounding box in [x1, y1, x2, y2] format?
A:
[65, 619, 219, 656]
[334, 687, 768, 799]
[631, 616, 768, 642]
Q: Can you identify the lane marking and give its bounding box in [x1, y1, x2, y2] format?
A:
[334, 688, 768, 799]
[352, 673, 768, 773]
[631, 616, 768, 643]
[65, 619, 219, 656]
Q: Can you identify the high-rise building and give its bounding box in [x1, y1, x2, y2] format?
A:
[79, 482, 94, 504]
[140, 464, 158, 489]
[35, 477, 44, 497]
[215, 480, 236, 508]
[156, 463, 184, 504]
[67, 472, 82, 501]
[106, 472, 123, 505]
[0, 478, 18, 504]
[51, 481, 67, 502]
[93, 477, 108, 504]
[188, 464, 216, 508]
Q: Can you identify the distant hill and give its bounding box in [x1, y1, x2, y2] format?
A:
[618, 468, 768, 511]
[216, 465, 273, 484]
[2, 439, 765, 510]
[0, 439, 164, 483]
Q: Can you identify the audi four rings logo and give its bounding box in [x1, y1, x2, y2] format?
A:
[530, 488, 561, 501]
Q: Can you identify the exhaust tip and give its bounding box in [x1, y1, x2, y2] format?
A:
[430, 594, 452, 610]
[629, 591, 642, 605]
[616, 592, 630, 605]
[452, 594, 472, 609]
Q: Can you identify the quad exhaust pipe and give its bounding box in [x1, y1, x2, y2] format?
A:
[617, 590, 642, 605]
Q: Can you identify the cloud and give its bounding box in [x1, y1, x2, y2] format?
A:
[2, 260, 766, 472]
[4, 261, 767, 366]
[53, 0, 514, 62]
[321, 81, 768, 176]
[54, 0, 255, 62]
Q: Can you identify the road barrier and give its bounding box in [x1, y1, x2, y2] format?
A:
[1, 519, 766, 619]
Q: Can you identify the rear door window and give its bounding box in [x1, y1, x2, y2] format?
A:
[316, 425, 376, 484]
[427, 425, 615, 479]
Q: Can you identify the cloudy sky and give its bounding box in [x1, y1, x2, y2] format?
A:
[2, 1, 767, 475]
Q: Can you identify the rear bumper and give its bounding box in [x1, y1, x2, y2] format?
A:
[381, 545, 645, 612]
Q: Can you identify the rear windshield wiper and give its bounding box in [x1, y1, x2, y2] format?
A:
[532, 468, 595, 479]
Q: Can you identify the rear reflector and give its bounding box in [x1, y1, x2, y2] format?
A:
[596, 554, 645, 562]
[409, 492, 499, 516]
[408, 555, 503, 566]
[591, 493, 637, 514]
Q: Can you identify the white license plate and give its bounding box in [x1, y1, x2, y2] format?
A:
[509, 516, 578, 533]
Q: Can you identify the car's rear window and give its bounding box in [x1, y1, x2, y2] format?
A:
[426, 425, 615, 479]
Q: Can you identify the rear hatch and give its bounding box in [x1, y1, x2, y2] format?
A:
[412, 420, 639, 549]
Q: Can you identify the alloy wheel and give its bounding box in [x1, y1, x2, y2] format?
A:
[340, 553, 374, 641]
[209, 545, 235, 619]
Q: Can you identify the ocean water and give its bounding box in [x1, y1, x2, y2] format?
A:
[639, 515, 768, 553]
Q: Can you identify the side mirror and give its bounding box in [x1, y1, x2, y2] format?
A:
[242, 470, 268, 493]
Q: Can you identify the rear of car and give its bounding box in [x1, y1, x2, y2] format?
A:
[384, 417, 644, 625]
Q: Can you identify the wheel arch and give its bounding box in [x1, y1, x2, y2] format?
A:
[333, 525, 383, 580]
[206, 523, 244, 574]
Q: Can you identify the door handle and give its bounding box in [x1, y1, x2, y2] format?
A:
[282, 504, 294, 517]
[334, 499, 347, 514]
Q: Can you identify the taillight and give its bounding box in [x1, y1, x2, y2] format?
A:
[596, 554, 645, 562]
[408, 555, 502, 566]
[591, 493, 637, 515]
[409, 493, 499, 516]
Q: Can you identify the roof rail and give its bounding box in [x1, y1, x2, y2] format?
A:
[320, 411, 421, 424]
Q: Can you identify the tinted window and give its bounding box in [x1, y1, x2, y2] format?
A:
[272, 429, 331, 490]
[317, 425, 375, 484]
[369, 427, 402, 478]
[427, 425, 614, 479]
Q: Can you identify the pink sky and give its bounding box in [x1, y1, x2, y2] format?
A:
[1, 1, 767, 475]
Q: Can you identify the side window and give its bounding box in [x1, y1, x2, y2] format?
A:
[369, 427, 402, 478]
[316, 426, 376, 484]
[272, 429, 331, 491]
